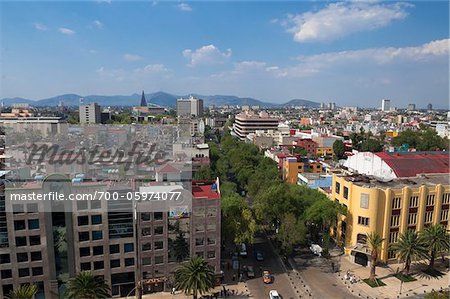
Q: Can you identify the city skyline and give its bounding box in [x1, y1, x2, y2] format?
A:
[1, 1, 449, 108]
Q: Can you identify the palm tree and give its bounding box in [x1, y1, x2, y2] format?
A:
[174, 255, 216, 299]
[367, 232, 384, 282]
[390, 230, 428, 275]
[6, 284, 37, 299]
[65, 271, 110, 299]
[420, 224, 450, 270]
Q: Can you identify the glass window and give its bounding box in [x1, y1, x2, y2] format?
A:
[109, 244, 120, 254]
[28, 219, 40, 230]
[80, 247, 90, 257]
[93, 246, 104, 256]
[154, 226, 163, 235]
[13, 204, 25, 214]
[154, 241, 163, 250]
[141, 213, 151, 221]
[142, 243, 151, 251]
[426, 194, 435, 206]
[195, 238, 204, 246]
[392, 197, 402, 209]
[360, 194, 369, 209]
[30, 251, 42, 261]
[343, 187, 349, 199]
[18, 268, 30, 277]
[77, 201, 88, 211]
[207, 237, 215, 245]
[207, 251, 215, 259]
[142, 227, 152, 236]
[79, 232, 89, 242]
[91, 200, 101, 209]
[195, 252, 204, 258]
[124, 243, 134, 253]
[92, 231, 103, 240]
[17, 252, 28, 262]
[27, 203, 38, 213]
[94, 261, 104, 270]
[207, 208, 217, 217]
[14, 220, 26, 231]
[110, 259, 120, 268]
[154, 212, 163, 220]
[15, 237, 27, 247]
[32, 267, 43, 276]
[142, 257, 151, 265]
[390, 215, 400, 227]
[125, 258, 134, 267]
[408, 213, 417, 225]
[0, 254, 10, 264]
[357, 216, 369, 226]
[154, 255, 164, 264]
[91, 215, 102, 225]
[1, 269, 12, 279]
[77, 216, 89, 226]
[335, 182, 340, 194]
[80, 262, 91, 271]
[409, 196, 419, 208]
[29, 236, 41, 246]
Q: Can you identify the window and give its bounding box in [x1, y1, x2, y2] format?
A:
[195, 238, 204, 246]
[154, 212, 163, 220]
[29, 236, 41, 246]
[31, 251, 42, 261]
[195, 252, 204, 258]
[16, 237, 27, 247]
[388, 250, 396, 259]
[207, 237, 216, 245]
[110, 259, 120, 268]
[154, 241, 163, 250]
[93, 246, 104, 256]
[79, 232, 89, 242]
[77, 201, 88, 211]
[18, 268, 30, 277]
[91, 215, 102, 225]
[80, 247, 90, 257]
[343, 187, 349, 199]
[442, 193, 450, 204]
[80, 262, 91, 271]
[392, 197, 402, 209]
[389, 231, 399, 243]
[207, 251, 216, 259]
[357, 216, 369, 226]
[142, 243, 151, 251]
[17, 252, 28, 262]
[360, 194, 369, 209]
[409, 196, 419, 208]
[441, 209, 449, 221]
[27, 203, 38, 213]
[142, 227, 152, 236]
[335, 182, 340, 194]
[142, 257, 151, 265]
[13, 204, 25, 214]
[426, 194, 435, 206]
[91, 200, 101, 209]
[32, 267, 43, 276]
[390, 215, 400, 227]
[408, 213, 417, 225]
[28, 219, 39, 230]
[110, 244, 120, 254]
[94, 261, 104, 270]
[0, 254, 10, 264]
[195, 224, 204, 232]
[14, 220, 26, 231]
[154, 256, 164, 264]
[194, 208, 205, 217]
[207, 208, 217, 217]
[77, 216, 89, 226]
[424, 211, 433, 223]
[141, 213, 151, 221]
[124, 243, 134, 253]
[92, 231, 103, 240]
[154, 226, 163, 235]
[125, 258, 134, 267]
[1, 269, 12, 279]
[207, 224, 216, 231]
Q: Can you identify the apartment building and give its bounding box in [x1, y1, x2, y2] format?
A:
[0, 117, 68, 138]
[176, 96, 204, 117]
[79, 103, 101, 124]
[232, 111, 280, 140]
[332, 173, 450, 266]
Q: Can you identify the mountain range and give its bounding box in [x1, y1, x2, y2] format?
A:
[0, 92, 320, 108]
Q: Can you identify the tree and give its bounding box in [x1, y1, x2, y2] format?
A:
[420, 224, 450, 270]
[367, 232, 384, 282]
[278, 213, 306, 255]
[6, 284, 37, 299]
[193, 165, 213, 180]
[65, 271, 110, 299]
[174, 256, 216, 299]
[173, 231, 190, 262]
[222, 194, 258, 245]
[390, 230, 428, 275]
[332, 140, 346, 158]
[360, 138, 383, 152]
[293, 146, 308, 156]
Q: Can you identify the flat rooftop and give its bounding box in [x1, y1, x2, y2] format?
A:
[339, 173, 449, 189]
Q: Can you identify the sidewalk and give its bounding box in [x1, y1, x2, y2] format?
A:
[337, 256, 450, 298]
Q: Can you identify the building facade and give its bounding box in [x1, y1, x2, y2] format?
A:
[232, 111, 280, 140]
[79, 103, 101, 124]
[176, 97, 204, 117]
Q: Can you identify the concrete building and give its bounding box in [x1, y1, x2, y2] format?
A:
[407, 104, 416, 111]
[381, 99, 391, 112]
[332, 173, 449, 265]
[0, 117, 68, 138]
[176, 96, 203, 117]
[79, 103, 101, 124]
[232, 111, 280, 140]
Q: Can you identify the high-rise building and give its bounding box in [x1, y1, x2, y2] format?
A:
[407, 104, 416, 111]
[427, 103, 433, 111]
[232, 111, 280, 140]
[381, 99, 390, 112]
[176, 96, 203, 117]
[79, 103, 101, 124]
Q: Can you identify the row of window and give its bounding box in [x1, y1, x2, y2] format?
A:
[14, 219, 39, 231]
[15, 235, 41, 247]
[195, 237, 216, 246]
[335, 182, 349, 199]
[1, 267, 43, 279]
[78, 230, 103, 242]
[393, 193, 450, 209]
[77, 200, 102, 211]
[78, 215, 102, 226]
[193, 208, 218, 218]
[141, 226, 164, 236]
[12, 203, 38, 214]
[390, 209, 449, 227]
[141, 212, 163, 221]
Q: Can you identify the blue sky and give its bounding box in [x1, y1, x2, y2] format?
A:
[1, 1, 449, 108]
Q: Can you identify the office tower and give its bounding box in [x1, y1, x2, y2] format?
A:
[407, 104, 416, 111]
[427, 103, 433, 111]
[381, 99, 390, 112]
[176, 96, 203, 117]
[79, 103, 101, 124]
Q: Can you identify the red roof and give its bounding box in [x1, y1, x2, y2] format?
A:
[375, 151, 449, 178]
[156, 164, 181, 173]
[192, 181, 220, 199]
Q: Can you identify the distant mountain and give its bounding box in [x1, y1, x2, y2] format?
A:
[1, 92, 320, 108]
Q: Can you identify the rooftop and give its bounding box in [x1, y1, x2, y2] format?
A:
[339, 173, 449, 189]
[192, 180, 220, 199]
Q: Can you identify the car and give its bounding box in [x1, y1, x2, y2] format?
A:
[239, 243, 247, 257]
[309, 244, 323, 256]
[255, 251, 264, 261]
[246, 265, 255, 278]
[263, 270, 272, 284]
[269, 290, 280, 299]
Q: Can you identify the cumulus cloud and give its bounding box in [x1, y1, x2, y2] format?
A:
[183, 44, 232, 67]
[123, 53, 142, 62]
[33, 23, 47, 31]
[93, 20, 104, 29]
[177, 3, 192, 12]
[285, 2, 410, 43]
[58, 27, 76, 35]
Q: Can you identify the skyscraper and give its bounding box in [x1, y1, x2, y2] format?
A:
[176, 96, 203, 117]
[381, 99, 390, 112]
[427, 103, 433, 111]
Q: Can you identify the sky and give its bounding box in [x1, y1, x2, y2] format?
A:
[0, 1, 449, 108]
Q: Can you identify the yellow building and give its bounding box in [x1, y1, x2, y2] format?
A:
[332, 173, 450, 265]
[282, 158, 305, 184]
[316, 147, 333, 156]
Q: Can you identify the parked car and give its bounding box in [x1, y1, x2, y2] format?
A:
[255, 250, 264, 261]
[246, 265, 255, 278]
[269, 290, 280, 299]
[263, 270, 272, 284]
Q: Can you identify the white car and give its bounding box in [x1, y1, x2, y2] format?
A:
[309, 244, 323, 256]
[269, 290, 280, 299]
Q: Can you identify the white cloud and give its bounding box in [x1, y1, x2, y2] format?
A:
[183, 44, 232, 67]
[177, 3, 192, 12]
[58, 27, 76, 35]
[92, 20, 104, 29]
[33, 23, 47, 31]
[123, 54, 142, 62]
[96, 64, 171, 82]
[285, 2, 410, 43]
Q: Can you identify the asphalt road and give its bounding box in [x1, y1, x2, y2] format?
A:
[243, 233, 298, 299]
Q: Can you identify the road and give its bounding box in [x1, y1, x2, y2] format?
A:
[243, 233, 298, 299]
